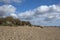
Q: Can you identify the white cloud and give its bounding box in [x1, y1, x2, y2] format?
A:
[1, 4, 60, 26]
[19, 10, 35, 18]
[36, 5, 50, 13]
[50, 5, 60, 12]
[0, 5, 18, 18]
[0, 5, 16, 13]
[10, 13, 18, 18]
[19, 4, 60, 26]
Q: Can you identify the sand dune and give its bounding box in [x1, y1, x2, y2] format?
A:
[0, 26, 60, 40]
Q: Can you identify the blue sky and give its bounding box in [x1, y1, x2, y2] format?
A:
[0, 0, 60, 26]
[15, 0, 60, 12]
[0, 0, 59, 12]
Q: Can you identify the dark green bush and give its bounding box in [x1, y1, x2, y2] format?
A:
[0, 16, 32, 26]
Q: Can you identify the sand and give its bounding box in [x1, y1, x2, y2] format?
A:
[0, 26, 60, 40]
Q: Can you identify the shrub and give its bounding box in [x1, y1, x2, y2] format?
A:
[0, 16, 32, 26]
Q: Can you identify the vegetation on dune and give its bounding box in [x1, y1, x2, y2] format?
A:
[0, 16, 44, 28]
[0, 16, 32, 26]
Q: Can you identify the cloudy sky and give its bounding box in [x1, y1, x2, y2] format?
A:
[0, 0, 60, 26]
